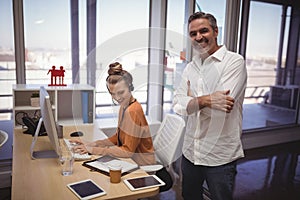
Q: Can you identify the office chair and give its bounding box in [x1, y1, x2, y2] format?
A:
[0, 130, 8, 148]
[140, 114, 185, 192]
[141, 113, 186, 170]
[153, 114, 185, 166]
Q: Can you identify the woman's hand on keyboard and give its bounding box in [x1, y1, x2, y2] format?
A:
[73, 145, 89, 154]
[69, 139, 97, 148]
[73, 144, 106, 155]
[69, 139, 83, 145]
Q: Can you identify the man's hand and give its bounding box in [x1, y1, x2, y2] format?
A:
[205, 90, 234, 113]
[187, 90, 235, 114]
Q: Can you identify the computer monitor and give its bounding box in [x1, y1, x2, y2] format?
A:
[30, 86, 61, 159]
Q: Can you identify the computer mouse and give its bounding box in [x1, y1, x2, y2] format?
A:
[70, 131, 84, 137]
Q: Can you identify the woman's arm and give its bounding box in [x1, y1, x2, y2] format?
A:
[73, 134, 140, 158]
[93, 134, 117, 147]
[70, 133, 117, 147]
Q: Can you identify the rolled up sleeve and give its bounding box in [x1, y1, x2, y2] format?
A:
[173, 66, 193, 116]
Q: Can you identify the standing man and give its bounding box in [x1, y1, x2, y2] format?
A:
[173, 12, 247, 200]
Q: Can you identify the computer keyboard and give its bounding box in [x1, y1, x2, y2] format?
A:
[63, 138, 92, 161]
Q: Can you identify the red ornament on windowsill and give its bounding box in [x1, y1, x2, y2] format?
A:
[47, 65, 67, 86]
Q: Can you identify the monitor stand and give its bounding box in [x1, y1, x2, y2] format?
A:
[30, 118, 58, 159]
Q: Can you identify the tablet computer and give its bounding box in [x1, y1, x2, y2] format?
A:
[123, 175, 165, 191]
[83, 156, 138, 176]
[67, 179, 106, 200]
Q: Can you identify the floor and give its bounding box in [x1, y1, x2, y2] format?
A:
[234, 140, 300, 200]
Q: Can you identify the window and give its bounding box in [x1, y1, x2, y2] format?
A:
[243, 2, 296, 130]
[0, 0, 15, 120]
[163, 0, 186, 114]
[23, 0, 71, 85]
[22, 0, 150, 118]
[93, 0, 150, 117]
[195, 0, 226, 45]
[163, 0, 226, 114]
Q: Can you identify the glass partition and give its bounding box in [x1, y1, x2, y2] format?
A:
[243, 2, 297, 130]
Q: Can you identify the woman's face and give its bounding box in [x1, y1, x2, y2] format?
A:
[107, 80, 132, 107]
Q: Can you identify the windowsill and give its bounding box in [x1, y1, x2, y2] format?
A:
[242, 125, 300, 150]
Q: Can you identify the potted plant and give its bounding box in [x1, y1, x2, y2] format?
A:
[30, 92, 40, 107]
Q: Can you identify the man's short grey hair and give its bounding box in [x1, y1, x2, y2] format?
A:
[188, 12, 218, 30]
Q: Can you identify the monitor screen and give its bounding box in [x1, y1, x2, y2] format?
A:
[30, 86, 61, 159]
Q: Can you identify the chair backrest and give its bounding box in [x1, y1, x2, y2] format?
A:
[153, 114, 185, 166]
[0, 130, 8, 148]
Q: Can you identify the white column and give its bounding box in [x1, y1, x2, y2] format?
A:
[147, 0, 168, 122]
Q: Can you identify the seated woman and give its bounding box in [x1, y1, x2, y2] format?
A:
[72, 62, 172, 192]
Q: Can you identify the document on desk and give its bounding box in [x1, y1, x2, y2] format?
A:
[82, 156, 138, 176]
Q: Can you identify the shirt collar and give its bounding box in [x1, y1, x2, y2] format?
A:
[211, 45, 227, 62]
[192, 45, 227, 64]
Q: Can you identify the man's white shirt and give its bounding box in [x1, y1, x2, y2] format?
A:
[173, 45, 247, 166]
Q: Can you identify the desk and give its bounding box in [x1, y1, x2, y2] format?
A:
[12, 125, 159, 200]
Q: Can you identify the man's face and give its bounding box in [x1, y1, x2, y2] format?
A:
[188, 18, 218, 56]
